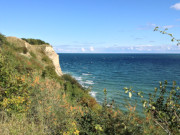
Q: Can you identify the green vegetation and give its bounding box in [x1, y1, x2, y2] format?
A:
[0, 34, 179, 134]
[124, 81, 180, 134]
[21, 38, 49, 45]
[29, 51, 36, 58]
[15, 46, 28, 54]
[0, 33, 6, 46]
[154, 27, 180, 46]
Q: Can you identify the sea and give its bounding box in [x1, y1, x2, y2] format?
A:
[58, 53, 180, 113]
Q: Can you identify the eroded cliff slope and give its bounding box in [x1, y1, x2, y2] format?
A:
[6, 37, 63, 76]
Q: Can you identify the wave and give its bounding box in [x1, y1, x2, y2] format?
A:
[89, 91, 97, 98]
[74, 76, 82, 81]
[82, 73, 92, 76]
[84, 80, 94, 85]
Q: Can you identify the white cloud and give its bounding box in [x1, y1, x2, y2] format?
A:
[149, 23, 156, 27]
[135, 45, 154, 47]
[81, 48, 85, 52]
[90, 46, 94, 51]
[128, 47, 134, 50]
[137, 23, 157, 30]
[171, 3, 180, 10]
[138, 23, 176, 30]
[167, 47, 171, 50]
[162, 25, 174, 29]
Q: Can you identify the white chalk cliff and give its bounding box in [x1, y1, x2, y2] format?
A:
[44, 46, 63, 76]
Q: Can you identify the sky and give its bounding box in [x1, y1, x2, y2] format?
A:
[0, 0, 180, 53]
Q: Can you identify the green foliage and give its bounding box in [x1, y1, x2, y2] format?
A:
[42, 55, 52, 64]
[125, 81, 180, 134]
[154, 27, 180, 45]
[21, 38, 49, 45]
[29, 51, 36, 58]
[0, 33, 7, 47]
[0, 32, 176, 134]
[0, 53, 30, 113]
[0, 34, 5, 46]
[10, 46, 28, 54]
[62, 74, 84, 90]
[42, 65, 58, 79]
[76, 91, 144, 135]
[22, 47, 28, 54]
[146, 81, 179, 134]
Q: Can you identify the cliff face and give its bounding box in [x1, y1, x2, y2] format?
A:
[44, 46, 63, 76]
[6, 37, 63, 76]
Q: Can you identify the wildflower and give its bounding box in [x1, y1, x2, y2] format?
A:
[146, 117, 149, 121]
[95, 124, 103, 132]
[34, 76, 39, 84]
[39, 101, 42, 104]
[70, 106, 73, 111]
[113, 111, 117, 117]
[72, 122, 76, 126]
[74, 130, 79, 135]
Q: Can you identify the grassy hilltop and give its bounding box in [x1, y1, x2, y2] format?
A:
[0, 33, 179, 135]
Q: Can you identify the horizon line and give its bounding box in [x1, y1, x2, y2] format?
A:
[57, 52, 180, 54]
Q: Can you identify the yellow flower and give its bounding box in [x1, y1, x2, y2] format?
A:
[72, 122, 76, 126]
[63, 131, 70, 135]
[95, 124, 103, 132]
[74, 130, 79, 135]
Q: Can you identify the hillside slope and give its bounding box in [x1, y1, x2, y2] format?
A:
[0, 34, 171, 135]
[6, 36, 63, 76]
[0, 34, 103, 134]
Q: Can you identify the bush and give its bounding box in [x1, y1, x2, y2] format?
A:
[0, 53, 30, 113]
[145, 81, 180, 134]
[42, 55, 52, 64]
[0, 33, 6, 46]
[21, 38, 49, 45]
[22, 47, 28, 54]
[124, 81, 180, 134]
[62, 74, 84, 89]
[29, 51, 36, 58]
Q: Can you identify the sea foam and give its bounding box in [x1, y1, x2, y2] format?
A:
[89, 91, 97, 98]
[82, 73, 92, 76]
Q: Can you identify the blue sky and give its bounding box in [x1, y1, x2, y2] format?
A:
[0, 0, 180, 53]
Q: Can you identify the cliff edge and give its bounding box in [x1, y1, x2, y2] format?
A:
[44, 46, 63, 76]
[6, 36, 63, 76]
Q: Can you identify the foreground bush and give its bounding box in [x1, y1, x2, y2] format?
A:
[21, 38, 49, 45]
[124, 81, 180, 135]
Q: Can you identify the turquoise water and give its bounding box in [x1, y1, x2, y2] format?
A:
[58, 53, 180, 112]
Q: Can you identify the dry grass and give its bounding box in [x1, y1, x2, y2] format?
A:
[0, 113, 46, 135]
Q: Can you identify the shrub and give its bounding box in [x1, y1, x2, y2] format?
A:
[29, 51, 36, 58]
[62, 74, 84, 89]
[125, 81, 180, 134]
[145, 81, 180, 134]
[21, 38, 49, 45]
[0, 53, 30, 113]
[22, 47, 28, 54]
[42, 55, 52, 64]
[0, 33, 6, 46]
